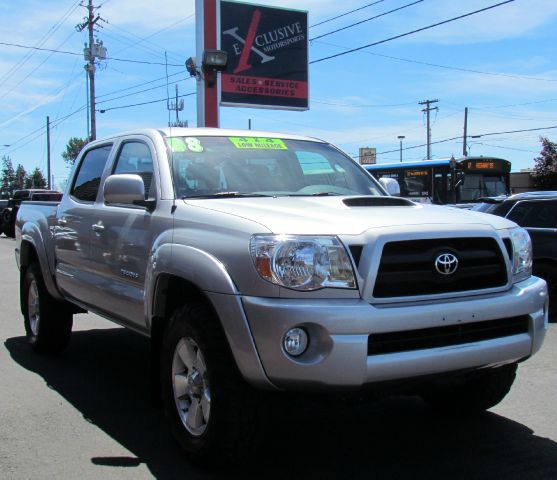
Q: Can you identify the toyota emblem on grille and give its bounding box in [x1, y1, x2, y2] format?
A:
[435, 253, 459, 275]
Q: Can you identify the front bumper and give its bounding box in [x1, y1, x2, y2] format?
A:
[240, 276, 548, 390]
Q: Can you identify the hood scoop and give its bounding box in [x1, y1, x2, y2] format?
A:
[343, 196, 414, 207]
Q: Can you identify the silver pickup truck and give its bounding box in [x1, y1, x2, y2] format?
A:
[15, 128, 548, 462]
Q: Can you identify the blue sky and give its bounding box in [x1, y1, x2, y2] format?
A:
[1, 0, 557, 190]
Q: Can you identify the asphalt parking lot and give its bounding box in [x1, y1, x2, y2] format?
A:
[0, 235, 556, 479]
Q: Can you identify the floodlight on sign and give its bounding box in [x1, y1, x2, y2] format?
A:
[202, 50, 228, 72]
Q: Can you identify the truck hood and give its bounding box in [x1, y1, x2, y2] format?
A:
[184, 196, 516, 235]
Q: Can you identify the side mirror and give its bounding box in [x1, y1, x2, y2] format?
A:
[379, 177, 401, 196]
[104, 174, 146, 206]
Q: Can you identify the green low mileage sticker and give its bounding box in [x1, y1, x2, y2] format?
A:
[229, 137, 287, 150]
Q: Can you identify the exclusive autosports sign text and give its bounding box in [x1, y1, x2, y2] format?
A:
[220, 1, 308, 110]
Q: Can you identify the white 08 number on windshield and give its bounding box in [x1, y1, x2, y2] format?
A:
[186, 138, 203, 153]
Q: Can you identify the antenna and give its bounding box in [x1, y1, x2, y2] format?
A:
[165, 51, 176, 213]
[165, 51, 172, 129]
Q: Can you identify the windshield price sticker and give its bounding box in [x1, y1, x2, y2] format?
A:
[229, 137, 287, 150]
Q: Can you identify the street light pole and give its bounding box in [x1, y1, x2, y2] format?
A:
[397, 135, 405, 162]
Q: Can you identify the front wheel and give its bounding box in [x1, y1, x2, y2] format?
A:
[160, 303, 261, 464]
[421, 363, 517, 414]
[23, 263, 73, 354]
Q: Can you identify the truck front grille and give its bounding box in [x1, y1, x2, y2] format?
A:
[367, 316, 529, 355]
[373, 237, 507, 298]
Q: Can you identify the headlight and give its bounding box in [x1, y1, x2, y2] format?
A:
[250, 235, 356, 291]
[509, 227, 532, 281]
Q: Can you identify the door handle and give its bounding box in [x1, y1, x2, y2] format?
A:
[92, 223, 105, 233]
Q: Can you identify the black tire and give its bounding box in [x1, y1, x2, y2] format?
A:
[2, 208, 14, 238]
[533, 263, 557, 319]
[160, 303, 262, 465]
[421, 363, 517, 414]
[22, 263, 73, 354]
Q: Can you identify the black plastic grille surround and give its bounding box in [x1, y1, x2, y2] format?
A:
[373, 237, 508, 298]
[367, 316, 529, 355]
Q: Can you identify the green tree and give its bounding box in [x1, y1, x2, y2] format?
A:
[13, 164, 26, 190]
[25, 167, 47, 189]
[62, 137, 88, 165]
[532, 137, 557, 189]
[1, 155, 15, 195]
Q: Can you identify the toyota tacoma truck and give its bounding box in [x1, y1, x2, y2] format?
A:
[15, 128, 548, 462]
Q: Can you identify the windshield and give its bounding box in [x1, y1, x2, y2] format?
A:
[165, 136, 383, 198]
[472, 201, 503, 214]
[457, 174, 508, 202]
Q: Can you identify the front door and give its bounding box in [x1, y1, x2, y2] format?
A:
[88, 138, 159, 332]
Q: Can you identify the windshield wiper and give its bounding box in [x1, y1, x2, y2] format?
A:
[183, 191, 272, 199]
[288, 192, 341, 197]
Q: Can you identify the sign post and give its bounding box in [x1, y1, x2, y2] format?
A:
[196, 0, 220, 127]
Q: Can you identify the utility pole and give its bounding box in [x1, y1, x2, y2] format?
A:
[462, 107, 468, 157]
[46, 116, 51, 190]
[397, 135, 405, 162]
[419, 99, 439, 160]
[167, 84, 187, 127]
[76, 1, 106, 141]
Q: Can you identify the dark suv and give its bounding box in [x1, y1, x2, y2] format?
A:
[1, 189, 62, 238]
[473, 191, 557, 318]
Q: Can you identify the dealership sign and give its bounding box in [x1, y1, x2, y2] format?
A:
[220, 1, 309, 110]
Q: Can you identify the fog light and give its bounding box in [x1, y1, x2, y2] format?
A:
[283, 328, 308, 357]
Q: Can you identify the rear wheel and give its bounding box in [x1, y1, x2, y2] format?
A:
[160, 303, 262, 464]
[421, 363, 517, 414]
[22, 263, 73, 354]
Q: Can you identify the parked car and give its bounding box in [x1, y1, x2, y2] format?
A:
[473, 191, 557, 317]
[1, 189, 62, 237]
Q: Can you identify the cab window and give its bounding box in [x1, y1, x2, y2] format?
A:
[113, 142, 155, 200]
[71, 145, 113, 202]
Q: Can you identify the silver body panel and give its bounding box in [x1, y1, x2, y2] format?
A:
[15, 128, 549, 391]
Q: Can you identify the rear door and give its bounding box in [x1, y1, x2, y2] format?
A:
[54, 143, 113, 302]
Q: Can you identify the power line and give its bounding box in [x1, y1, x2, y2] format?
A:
[97, 92, 195, 112]
[473, 125, 557, 138]
[3, 101, 94, 155]
[314, 41, 557, 83]
[313, 99, 416, 108]
[96, 71, 186, 100]
[0, 30, 77, 100]
[472, 142, 539, 154]
[1, 70, 189, 131]
[104, 15, 194, 62]
[0, 41, 185, 66]
[0, 1, 81, 89]
[310, 0, 424, 42]
[310, 0, 387, 28]
[96, 78, 191, 106]
[375, 124, 557, 156]
[310, 0, 516, 65]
